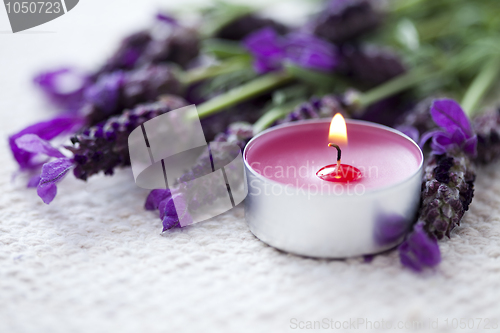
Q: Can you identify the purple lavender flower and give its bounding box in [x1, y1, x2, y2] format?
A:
[243, 28, 339, 74]
[83, 64, 182, 125]
[33, 68, 91, 112]
[284, 33, 339, 71]
[421, 99, 477, 156]
[12, 133, 75, 204]
[36, 157, 75, 204]
[9, 115, 83, 170]
[396, 98, 476, 272]
[399, 221, 441, 272]
[68, 96, 187, 181]
[243, 28, 285, 73]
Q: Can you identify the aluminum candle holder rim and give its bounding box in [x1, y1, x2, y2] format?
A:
[243, 118, 424, 196]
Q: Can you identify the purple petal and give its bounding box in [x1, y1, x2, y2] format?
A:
[243, 28, 285, 74]
[9, 115, 84, 170]
[37, 183, 58, 205]
[433, 131, 454, 146]
[399, 221, 441, 272]
[27, 175, 41, 188]
[144, 189, 171, 210]
[419, 129, 443, 148]
[430, 99, 473, 138]
[284, 33, 338, 71]
[244, 27, 284, 58]
[430, 131, 457, 155]
[33, 67, 91, 112]
[430, 137, 450, 155]
[37, 157, 74, 204]
[15, 134, 65, 158]
[399, 241, 423, 271]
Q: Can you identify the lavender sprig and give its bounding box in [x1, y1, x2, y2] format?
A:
[67, 96, 187, 181]
[398, 99, 477, 271]
[83, 64, 182, 125]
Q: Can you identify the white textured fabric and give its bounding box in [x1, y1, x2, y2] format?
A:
[1, 1, 500, 332]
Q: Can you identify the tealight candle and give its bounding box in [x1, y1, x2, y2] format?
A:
[243, 117, 423, 258]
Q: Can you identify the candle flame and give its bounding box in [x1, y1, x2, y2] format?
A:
[328, 113, 348, 146]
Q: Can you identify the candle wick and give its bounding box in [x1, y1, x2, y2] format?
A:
[328, 143, 341, 162]
[328, 143, 342, 175]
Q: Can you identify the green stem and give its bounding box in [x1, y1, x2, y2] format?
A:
[358, 66, 437, 107]
[461, 57, 500, 117]
[197, 72, 294, 118]
[284, 64, 338, 89]
[202, 39, 248, 59]
[182, 57, 251, 85]
[253, 99, 305, 134]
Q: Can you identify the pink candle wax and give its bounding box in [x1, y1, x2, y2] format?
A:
[244, 120, 423, 191]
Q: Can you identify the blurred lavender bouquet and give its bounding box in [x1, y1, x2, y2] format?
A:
[8, 0, 500, 272]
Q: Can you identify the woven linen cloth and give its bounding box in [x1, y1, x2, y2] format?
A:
[1, 1, 500, 332]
